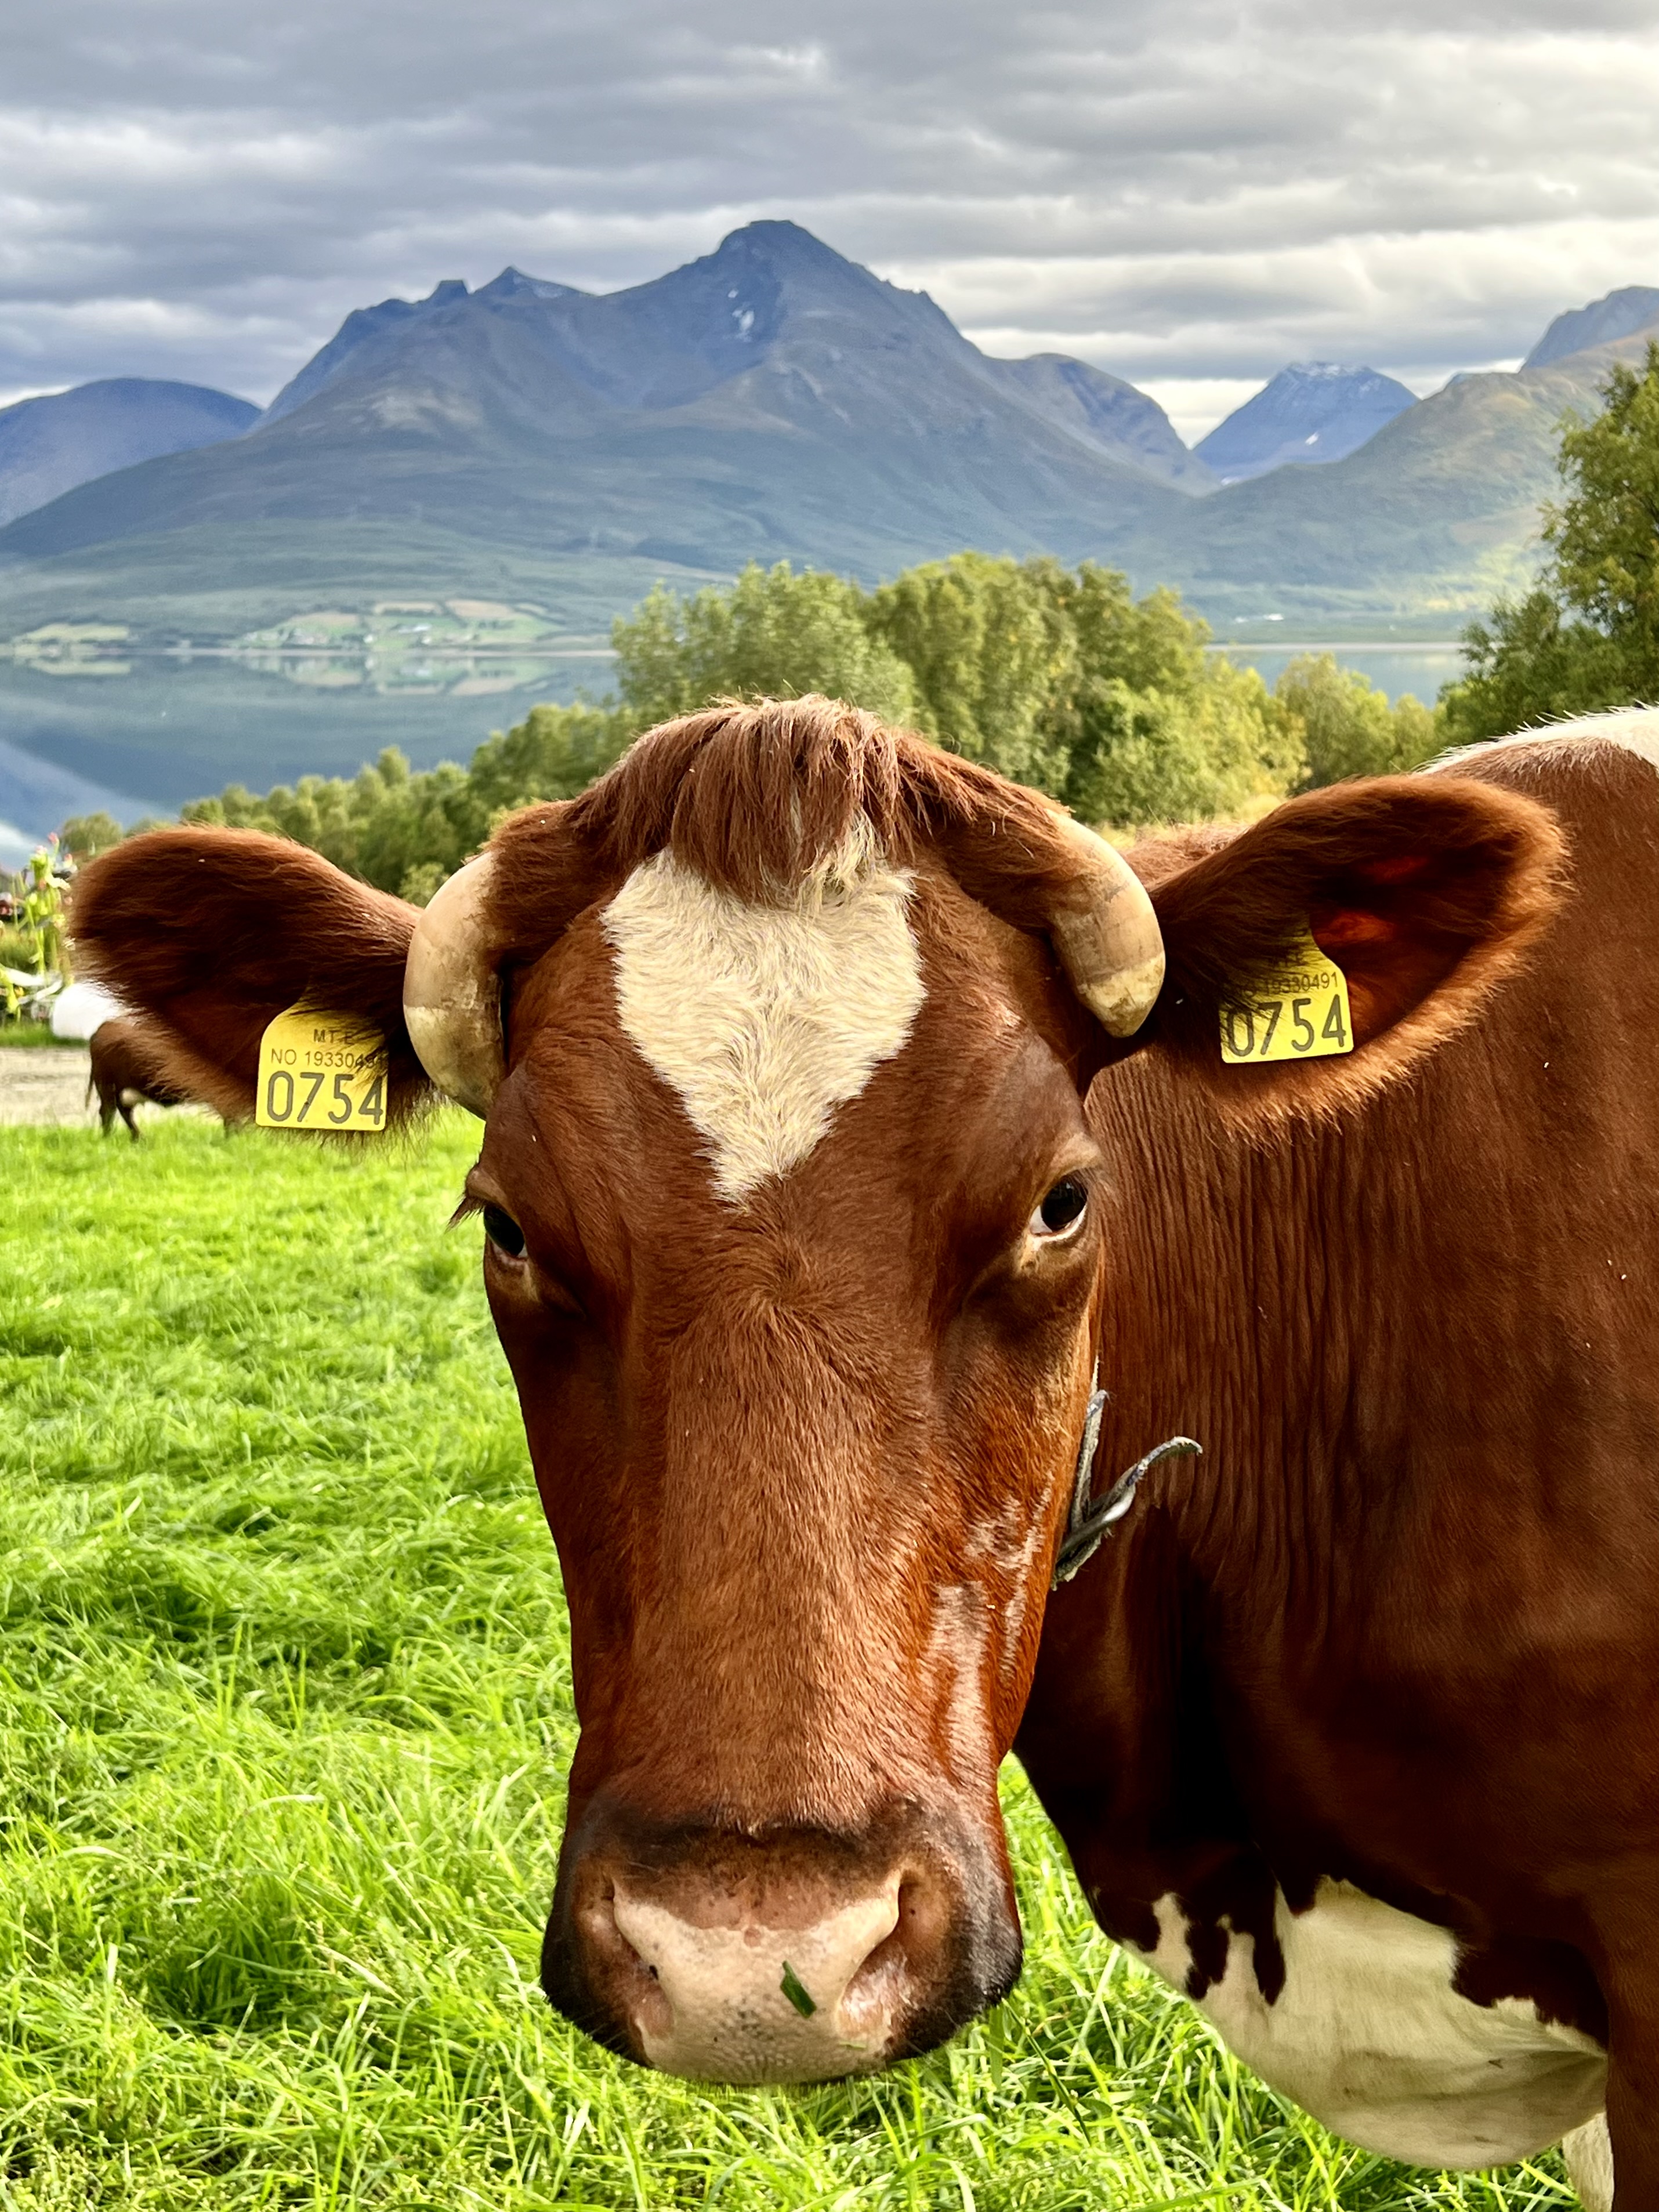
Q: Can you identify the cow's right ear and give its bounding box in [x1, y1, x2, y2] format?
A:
[70, 828, 435, 1127]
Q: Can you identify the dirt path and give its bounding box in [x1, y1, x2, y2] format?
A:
[0, 1046, 98, 1128]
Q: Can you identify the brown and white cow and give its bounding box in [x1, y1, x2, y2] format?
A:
[71, 699, 1659, 2206]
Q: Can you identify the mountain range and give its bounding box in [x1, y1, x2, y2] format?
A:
[0, 225, 1656, 647]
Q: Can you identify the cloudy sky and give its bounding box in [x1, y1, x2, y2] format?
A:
[4, 0, 1658, 441]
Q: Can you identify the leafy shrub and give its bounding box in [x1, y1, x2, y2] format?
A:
[619, 563, 915, 728]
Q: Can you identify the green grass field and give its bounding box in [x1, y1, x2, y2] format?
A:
[0, 1118, 1575, 2210]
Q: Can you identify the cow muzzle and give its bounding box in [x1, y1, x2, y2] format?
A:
[542, 1804, 1021, 2083]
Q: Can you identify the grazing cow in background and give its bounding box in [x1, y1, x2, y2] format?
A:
[87, 1015, 196, 1138]
[70, 700, 1659, 2209]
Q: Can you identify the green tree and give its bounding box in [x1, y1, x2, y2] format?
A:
[1438, 593, 1631, 748]
[865, 554, 1074, 788]
[1440, 341, 1659, 743]
[1547, 342, 1659, 669]
[59, 811, 124, 862]
[616, 563, 915, 728]
[466, 701, 629, 817]
[1272, 655, 1441, 786]
[1049, 570, 1301, 825]
[1062, 659, 1296, 828]
[179, 705, 632, 901]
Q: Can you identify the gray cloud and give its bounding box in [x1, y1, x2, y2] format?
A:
[2, 0, 1657, 438]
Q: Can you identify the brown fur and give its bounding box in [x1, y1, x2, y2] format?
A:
[86, 1016, 196, 1137]
[70, 829, 432, 1129]
[1022, 738, 1659, 2191]
[488, 697, 1102, 970]
[72, 699, 1659, 2180]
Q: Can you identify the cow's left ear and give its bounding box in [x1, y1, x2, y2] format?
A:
[1125, 774, 1566, 1106]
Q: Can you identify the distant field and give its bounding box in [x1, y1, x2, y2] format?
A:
[0, 1118, 1574, 2209]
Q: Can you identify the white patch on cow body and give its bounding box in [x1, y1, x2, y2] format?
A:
[1563, 2114, 1614, 2212]
[601, 825, 925, 1203]
[1434, 705, 1659, 778]
[1130, 1882, 1605, 2168]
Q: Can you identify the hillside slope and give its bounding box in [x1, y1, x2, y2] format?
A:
[1525, 287, 1659, 369]
[1140, 325, 1659, 618]
[0, 379, 257, 530]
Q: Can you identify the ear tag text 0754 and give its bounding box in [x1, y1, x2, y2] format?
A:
[255, 1007, 388, 1130]
[1219, 931, 1353, 1066]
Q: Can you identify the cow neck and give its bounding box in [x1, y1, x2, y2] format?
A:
[1022, 1059, 1451, 1845]
[1084, 1071, 1437, 1622]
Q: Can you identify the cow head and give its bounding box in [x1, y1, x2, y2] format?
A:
[72, 699, 1561, 2083]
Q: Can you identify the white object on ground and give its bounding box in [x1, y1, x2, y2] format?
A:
[50, 978, 125, 1040]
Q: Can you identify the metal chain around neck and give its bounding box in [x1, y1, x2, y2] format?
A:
[1051, 1364, 1202, 1589]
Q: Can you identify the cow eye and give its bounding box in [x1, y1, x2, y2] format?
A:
[481, 1204, 526, 1258]
[1029, 1177, 1088, 1241]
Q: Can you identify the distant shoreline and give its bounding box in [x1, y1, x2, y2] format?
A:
[1215, 640, 1462, 654]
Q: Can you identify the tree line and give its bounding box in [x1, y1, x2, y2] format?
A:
[61, 341, 1658, 904]
[154, 557, 1436, 902]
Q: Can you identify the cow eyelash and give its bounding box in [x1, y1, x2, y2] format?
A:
[452, 1190, 528, 1260]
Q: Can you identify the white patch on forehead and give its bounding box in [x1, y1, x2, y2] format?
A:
[1131, 1881, 1604, 2168]
[1434, 706, 1659, 776]
[602, 824, 926, 1203]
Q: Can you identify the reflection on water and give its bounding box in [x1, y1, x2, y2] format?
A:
[230, 650, 608, 698]
[3, 605, 615, 704]
[0, 636, 614, 834]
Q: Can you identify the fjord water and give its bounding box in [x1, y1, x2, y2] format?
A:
[0, 646, 613, 837]
[0, 636, 1461, 844]
[1223, 641, 1462, 705]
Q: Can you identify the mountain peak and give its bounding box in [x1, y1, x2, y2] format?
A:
[1196, 362, 1416, 483]
[713, 218, 835, 261]
[476, 266, 586, 303]
[698, 218, 923, 313]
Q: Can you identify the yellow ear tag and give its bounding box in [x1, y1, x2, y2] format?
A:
[255, 1006, 389, 1130]
[1219, 931, 1354, 1065]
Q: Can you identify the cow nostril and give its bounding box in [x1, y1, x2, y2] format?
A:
[840, 1871, 942, 2033]
[577, 1875, 672, 2040]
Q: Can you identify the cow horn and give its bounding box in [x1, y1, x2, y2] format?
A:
[1045, 815, 1165, 1037]
[403, 853, 506, 1116]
